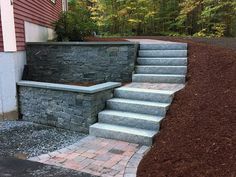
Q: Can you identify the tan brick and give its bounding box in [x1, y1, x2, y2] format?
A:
[80, 152, 96, 158]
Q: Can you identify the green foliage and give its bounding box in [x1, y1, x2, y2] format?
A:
[58, 0, 236, 38]
[53, 0, 97, 41]
[83, 0, 157, 35]
[176, 0, 236, 37]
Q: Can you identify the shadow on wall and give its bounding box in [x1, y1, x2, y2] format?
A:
[25, 42, 138, 84]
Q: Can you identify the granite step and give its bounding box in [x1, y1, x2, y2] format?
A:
[114, 87, 174, 103]
[139, 50, 187, 57]
[136, 66, 187, 75]
[107, 98, 169, 116]
[99, 110, 163, 130]
[132, 74, 186, 84]
[140, 43, 187, 50]
[89, 123, 156, 146]
[137, 58, 188, 66]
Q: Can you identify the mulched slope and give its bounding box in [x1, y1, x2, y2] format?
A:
[137, 41, 236, 177]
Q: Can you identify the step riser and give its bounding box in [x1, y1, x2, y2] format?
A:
[139, 50, 187, 57]
[99, 113, 160, 131]
[114, 90, 173, 103]
[136, 66, 187, 75]
[137, 58, 187, 66]
[107, 101, 167, 116]
[140, 44, 187, 50]
[132, 75, 185, 84]
[90, 127, 153, 146]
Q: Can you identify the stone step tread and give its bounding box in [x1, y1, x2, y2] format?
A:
[136, 65, 187, 75]
[99, 110, 164, 122]
[107, 98, 170, 108]
[139, 49, 187, 51]
[137, 58, 188, 66]
[125, 83, 185, 92]
[136, 65, 187, 68]
[90, 123, 157, 137]
[133, 74, 186, 77]
[132, 74, 186, 84]
[140, 43, 187, 50]
[139, 49, 188, 53]
[138, 57, 188, 60]
[115, 86, 175, 95]
[139, 50, 187, 57]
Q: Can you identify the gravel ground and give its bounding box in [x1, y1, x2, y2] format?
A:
[0, 121, 86, 159]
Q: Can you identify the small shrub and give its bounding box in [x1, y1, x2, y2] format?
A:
[53, 4, 97, 41]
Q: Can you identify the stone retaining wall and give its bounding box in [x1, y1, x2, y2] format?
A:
[18, 81, 121, 133]
[26, 42, 138, 84]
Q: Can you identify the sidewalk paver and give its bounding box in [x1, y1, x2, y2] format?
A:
[28, 136, 150, 177]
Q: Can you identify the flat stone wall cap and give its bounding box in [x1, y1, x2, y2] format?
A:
[26, 42, 138, 46]
[17, 81, 121, 94]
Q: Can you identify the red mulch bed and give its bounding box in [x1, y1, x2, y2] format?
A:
[133, 38, 236, 177]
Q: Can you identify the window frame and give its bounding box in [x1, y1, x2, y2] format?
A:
[50, 0, 56, 4]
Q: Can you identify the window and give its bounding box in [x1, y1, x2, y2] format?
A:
[51, 0, 56, 4]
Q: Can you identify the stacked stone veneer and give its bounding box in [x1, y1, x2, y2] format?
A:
[26, 42, 138, 83]
[18, 82, 120, 133]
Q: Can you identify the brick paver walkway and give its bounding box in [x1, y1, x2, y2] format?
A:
[29, 136, 150, 177]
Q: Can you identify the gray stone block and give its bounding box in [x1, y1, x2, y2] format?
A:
[136, 66, 187, 75]
[132, 74, 186, 84]
[139, 50, 187, 57]
[98, 110, 163, 130]
[137, 58, 188, 66]
[114, 87, 174, 103]
[140, 43, 187, 50]
[107, 98, 169, 116]
[90, 123, 156, 146]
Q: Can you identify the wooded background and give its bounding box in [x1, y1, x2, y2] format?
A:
[69, 0, 236, 37]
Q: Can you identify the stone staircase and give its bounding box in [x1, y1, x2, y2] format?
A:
[133, 42, 187, 83]
[90, 40, 188, 146]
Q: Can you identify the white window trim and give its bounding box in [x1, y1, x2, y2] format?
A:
[62, 0, 68, 11]
[0, 0, 17, 52]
